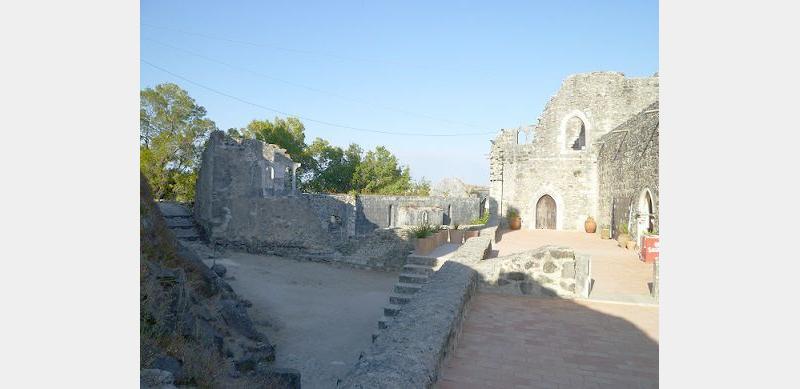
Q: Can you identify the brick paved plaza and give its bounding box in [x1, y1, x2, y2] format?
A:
[438, 293, 658, 389]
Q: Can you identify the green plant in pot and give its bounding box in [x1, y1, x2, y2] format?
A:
[617, 223, 631, 248]
[600, 224, 611, 239]
[506, 207, 521, 230]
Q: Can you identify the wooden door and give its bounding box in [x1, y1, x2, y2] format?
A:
[536, 195, 556, 229]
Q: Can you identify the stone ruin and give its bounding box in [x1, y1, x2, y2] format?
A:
[193, 130, 483, 268]
[488, 71, 659, 243]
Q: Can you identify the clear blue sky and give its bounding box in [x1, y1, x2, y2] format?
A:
[141, 0, 658, 186]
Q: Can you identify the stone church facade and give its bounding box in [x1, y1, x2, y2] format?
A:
[488, 71, 659, 243]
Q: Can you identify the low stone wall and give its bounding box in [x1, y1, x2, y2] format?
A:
[356, 195, 481, 235]
[472, 246, 590, 298]
[335, 228, 414, 271]
[341, 237, 492, 388]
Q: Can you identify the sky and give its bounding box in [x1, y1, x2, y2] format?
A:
[140, 0, 658, 186]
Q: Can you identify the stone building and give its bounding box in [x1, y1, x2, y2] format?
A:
[488, 71, 659, 244]
[193, 131, 481, 263]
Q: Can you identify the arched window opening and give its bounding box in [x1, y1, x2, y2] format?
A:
[565, 116, 586, 151]
[421, 211, 429, 224]
[388, 205, 394, 227]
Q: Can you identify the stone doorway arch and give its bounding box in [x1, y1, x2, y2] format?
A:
[636, 189, 655, 242]
[535, 195, 557, 229]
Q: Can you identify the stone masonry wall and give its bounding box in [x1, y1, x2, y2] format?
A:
[472, 246, 590, 298]
[597, 101, 659, 243]
[355, 195, 480, 235]
[488, 72, 659, 231]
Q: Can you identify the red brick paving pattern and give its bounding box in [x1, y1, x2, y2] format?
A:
[437, 293, 658, 389]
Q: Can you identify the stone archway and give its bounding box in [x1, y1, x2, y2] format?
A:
[535, 195, 557, 229]
[636, 189, 655, 242]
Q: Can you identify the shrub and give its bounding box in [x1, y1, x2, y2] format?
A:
[409, 223, 438, 238]
[470, 212, 490, 225]
[506, 207, 520, 219]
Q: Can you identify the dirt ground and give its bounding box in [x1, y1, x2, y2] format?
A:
[193, 244, 399, 388]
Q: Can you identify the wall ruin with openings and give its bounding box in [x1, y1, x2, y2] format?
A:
[488, 72, 659, 231]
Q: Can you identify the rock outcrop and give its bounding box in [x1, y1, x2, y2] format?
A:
[140, 173, 298, 388]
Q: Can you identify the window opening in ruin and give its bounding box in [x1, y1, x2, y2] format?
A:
[565, 116, 586, 151]
[422, 211, 429, 224]
[388, 205, 394, 227]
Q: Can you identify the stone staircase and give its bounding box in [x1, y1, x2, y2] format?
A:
[374, 254, 440, 341]
[156, 201, 202, 242]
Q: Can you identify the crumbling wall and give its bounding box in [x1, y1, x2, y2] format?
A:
[488, 72, 659, 230]
[597, 101, 659, 242]
[355, 195, 480, 234]
[194, 132, 335, 259]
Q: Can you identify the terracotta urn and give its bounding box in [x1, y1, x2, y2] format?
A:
[584, 217, 597, 233]
[625, 240, 637, 250]
[617, 233, 631, 248]
[509, 217, 522, 230]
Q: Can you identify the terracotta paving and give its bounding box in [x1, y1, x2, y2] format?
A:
[489, 229, 655, 302]
[437, 293, 659, 389]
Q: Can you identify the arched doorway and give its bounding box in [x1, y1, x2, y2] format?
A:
[535, 195, 557, 229]
[636, 190, 654, 241]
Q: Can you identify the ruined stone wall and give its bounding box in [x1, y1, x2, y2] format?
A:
[355, 195, 480, 235]
[597, 101, 660, 242]
[488, 72, 659, 231]
[301, 193, 357, 242]
[194, 132, 335, 259]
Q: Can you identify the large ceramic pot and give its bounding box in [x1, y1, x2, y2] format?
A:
[584, 217, 597, 233]
[509, 217, 522, 230]
[617, 233, 632, 248]
[449, 229, 465, 244]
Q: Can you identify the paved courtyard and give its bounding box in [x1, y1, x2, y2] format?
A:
[490, 229, 656, 303]
[438, 293, 658, 389]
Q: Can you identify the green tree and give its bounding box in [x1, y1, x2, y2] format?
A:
[352, 146, 413, 194]
[242, 116, 306, 158]
[409, 177, 431, 196]
[305, 138, 362, 193]
[140, 83, 217, 201]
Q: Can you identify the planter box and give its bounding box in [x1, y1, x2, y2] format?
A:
[464, 230, 479, 241]
[640, 235, 660, 264]
[449, 229, 465, 245]
[436, 230, 448, 246]
[414, 236, 438, 255]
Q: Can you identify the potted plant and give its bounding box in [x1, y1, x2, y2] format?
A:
[584, 216, 597, 233]
[506, 207, 521, 230]
[600, 225, 611, 239]
[411, 223, 438, 255]
[617, 224, 631, 248]
[640, 229, 660, 264]
[449, 224, 465, 244]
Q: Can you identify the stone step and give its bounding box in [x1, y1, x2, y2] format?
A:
[378, 316, 390, 330]
[173, 228, 200, 240]
[394, 282, 423, 294]
[389, 293, 413, 305]
[398, 273, 428, 284]
[165, 218, 196, 228]
[372, 331, 380, 343]
[402, 264, 434, 276]
[406, 254, 437, 267]
[383, 304, 402, 317]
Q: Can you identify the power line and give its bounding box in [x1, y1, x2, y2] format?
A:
[141, 59, 496, 137]
[141, 22, 492, 76]
[141, 36, 486, 129]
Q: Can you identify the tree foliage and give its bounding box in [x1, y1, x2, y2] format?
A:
[140, 82, 433, 200]
[140, 83, 217, 201]
[304, 138, 362, 193]
[352, 146, 413, 194]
